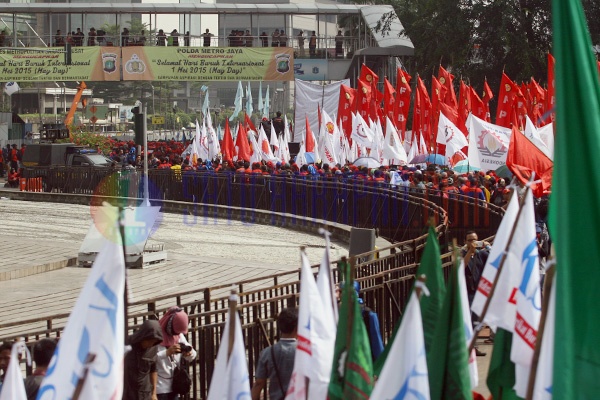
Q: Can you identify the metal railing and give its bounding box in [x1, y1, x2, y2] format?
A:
[0, 230, 454, 399]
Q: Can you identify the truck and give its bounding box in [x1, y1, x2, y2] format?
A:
[22, 142, 113, 192]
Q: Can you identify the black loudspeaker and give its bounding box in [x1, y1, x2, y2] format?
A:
[349, 227, 376, 261]
[288, 142, 300, 157]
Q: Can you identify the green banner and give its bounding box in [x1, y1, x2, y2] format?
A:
[0, 46, 111, 81]
[122, 46, 294, 81]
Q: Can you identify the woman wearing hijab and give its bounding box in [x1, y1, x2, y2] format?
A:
[155, 307, 197, 400]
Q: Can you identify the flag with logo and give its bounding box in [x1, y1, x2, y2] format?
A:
[471, 192, 520, 331]
[351, 112, 374, 148]
[466, 113, 512, 172]
[496, 72, 520, 128]
[437, 109, 468, 165]
[327, 260, 373, 400]
[3, 82, 19, 96]
[0, 341, 28, 400]
[394, 68, 412, 138]
[382, 117, 408, 165]
[337, 84, 356, 140]
[38, 208, 125, 400]
[370, 291, 430, 400]
[549, 0, 600, 397]
[286, 250, 336, 400]
[207, 293, 251, 400]
[257, 126, 276, 162]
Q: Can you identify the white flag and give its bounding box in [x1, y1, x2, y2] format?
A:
[279, 134, 290, 164]
[295, 143, 307, 168]
[0, 341, 28, 400]
[258, 126, 277, 162]
[371, 117, 385, 164]
[407, 137, 418, 165]
[466, 113, 512, 172]
[419, 132, 428, 155]
[510, 189, 541, 397]
[383, 117, 408, 164]
[207, 294, 252, 400]
[316, 232, 338, 323]
[371, 291, 430, 399]
[537, 122, 554, 160]
[524, 116, 553, 160]
[191, 119, 203, 165]
[3, 82, 19, 96]
[471, 193, 520, 330]
[351, 112, 374, 147]
[318, 127, 339, 166]
[249, 132, 262, 166]
[286, 251, 336, 400]
[284, 115, 292, 143]
[437, 111, 468, 164]
[38, 209, 125, 400]
[532, 275, 555, 400]
[229, 81, 244, 121]
[205, 112, 221, 160]
[199, 119, 210, 160]
[458, 261, 479, 389]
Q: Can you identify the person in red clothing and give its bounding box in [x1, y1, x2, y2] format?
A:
[6, 168, 19, 188]
[0, 149, 4, 178]
[10, 144, 19, 171]
[462, 176, 486, 204]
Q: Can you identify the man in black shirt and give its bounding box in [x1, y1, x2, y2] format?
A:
[271, 111, 285, 138]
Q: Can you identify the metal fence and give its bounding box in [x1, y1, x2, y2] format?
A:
[22, 167, 504, 244]
[0, 231, 454, 399]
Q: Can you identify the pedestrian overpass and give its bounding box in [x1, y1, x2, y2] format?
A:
[0, 3, 413, 85]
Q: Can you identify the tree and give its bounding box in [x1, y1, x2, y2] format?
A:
[381, 0, 552, 94]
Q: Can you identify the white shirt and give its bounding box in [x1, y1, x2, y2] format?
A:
[155, 333, 197, 395]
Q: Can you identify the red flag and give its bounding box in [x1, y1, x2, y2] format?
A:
[470, 86, 486, 121]
[495, 72, 519, 127]
[360, 64, 379, 87]
[356, 78, 372, 120]
[514, 83, 527, 130]
[305, 116, 315, 153]
[413, 77, 432, 150]
[393, 68, 412, 138]
[383, 77, 396, 126]
[528, 78, 546, 126]
[544, 53, 556, 125]
[438, 65, 458, 109]
[597, 60, 600, 78]
[506, 125, 553, 198]
[221, 119, 235, 162]
[337, 84, 356, 139]
[244, 113, 257, 133]
[431, 76, 447, 139]
[235, 123, 252, 162]
[457, 80, 471, 135]
[482, 79, 494, 122]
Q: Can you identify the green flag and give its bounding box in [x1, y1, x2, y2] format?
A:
[374, 225, 446, 377]
[428, 260, 471, 400]
[328, 260, 374, 400]
[486, 328, 521, 400]
[550, 0, 600, 397]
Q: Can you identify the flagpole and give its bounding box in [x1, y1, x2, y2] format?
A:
[118, 207, 130, 343]
[318, 227, 339, 322]
[467, 180, 534, 354]
[71, 354, 97, 400]
[227, 285, 238, 361]
[524, 263, 555, 400]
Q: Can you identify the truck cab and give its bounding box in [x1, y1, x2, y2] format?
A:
[22, 143, 112, 168]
